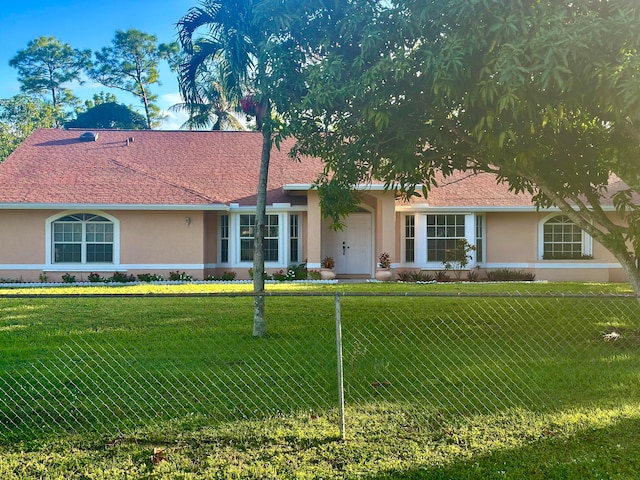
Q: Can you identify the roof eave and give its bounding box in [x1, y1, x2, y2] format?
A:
[395, 205, 617, 212]
[283, 183, 415, 192]
[0, 203, 231, 211]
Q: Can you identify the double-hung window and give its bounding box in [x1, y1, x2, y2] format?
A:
[405, 215, 415, 263]
[220, 215, 230, 263]
[475, 215, 484, 263]
[290, 214, 300, 264]
[426, 214, 466, 262]
[53, 214, 114, 263]
[239, 214, 279, 262]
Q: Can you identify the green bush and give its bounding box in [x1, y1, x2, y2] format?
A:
[396, 271, 413, 282]
[308, 270, 321, 280]
[169, 271, 193, 281]
[396, 270, 434, 283]
[466, 268, 481, 282]
[206, 271, 237, 281]
[108, 272, 136, 283]
[61, 273, 76, 283]
[485, 269, 536, 282]
[87, 272, 103, 283]
[434, 270, 450, 282]
[137, 273, 164, 282]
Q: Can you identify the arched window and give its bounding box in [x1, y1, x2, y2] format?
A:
[542, 215, 591, 260]
[52, 213, 114, 264]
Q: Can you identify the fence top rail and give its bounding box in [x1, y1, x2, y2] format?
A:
[0, 291, 637, 299]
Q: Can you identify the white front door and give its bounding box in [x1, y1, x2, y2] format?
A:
[326, 213, 373, 275]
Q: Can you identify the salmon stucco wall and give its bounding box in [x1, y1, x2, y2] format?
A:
[485, 212, 537, 263]
[203, 211, 218, 267]
[117, 210, 204, 265]
[0, 210, 48, 265]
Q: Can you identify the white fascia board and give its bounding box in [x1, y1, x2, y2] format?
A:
[482, 262, 621, 270]
[284, 183, 407, 192]
[283, 184, 314, 191]
[0, 203, 230, 211]
[395, 205, 617, 213]
[395, 205, 542, 213]
[228, 204, 307, 212]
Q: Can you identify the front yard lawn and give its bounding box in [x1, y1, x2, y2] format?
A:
[1, 282, 639, 479]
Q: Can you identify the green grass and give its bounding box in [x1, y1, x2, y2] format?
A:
[1, 282, 640, 478]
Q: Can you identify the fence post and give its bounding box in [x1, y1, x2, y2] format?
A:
[335, 295, 346, 440]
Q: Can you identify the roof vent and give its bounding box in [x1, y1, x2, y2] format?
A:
[79, 131, 99, 142]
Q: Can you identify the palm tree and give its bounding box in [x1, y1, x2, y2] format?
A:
[178, 0, 277, 336]
[170, 62, 244, 131]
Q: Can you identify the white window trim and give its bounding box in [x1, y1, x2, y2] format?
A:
[475, 214, 486, 265]
[402, 213, 417, 265]
[45, 210, 120, 270]
[289, 213, 302, 265]
[538, 213, 593, 260]
[230, 212, 293, 268]
[419, 213, 478, 269]
[218, 213, 230, 265]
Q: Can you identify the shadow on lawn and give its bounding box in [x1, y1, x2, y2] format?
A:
[367, 416, 640, 480]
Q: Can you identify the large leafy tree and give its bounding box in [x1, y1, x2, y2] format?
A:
[65, 102, 148, 130]
[8, 36, 90, 110]
[89, 29, 165, 129]
[177, 0, 333, 335]
[293, 0, 640, 294]
[0, 95, 64, 161]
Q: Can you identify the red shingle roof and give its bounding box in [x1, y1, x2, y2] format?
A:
[405, 171, 536, 207]
[5, 128, 616, 209]
[0, 129, 325, 206]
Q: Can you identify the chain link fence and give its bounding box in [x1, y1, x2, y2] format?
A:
[1, 292, 639, 442]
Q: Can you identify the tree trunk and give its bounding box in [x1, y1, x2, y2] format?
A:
[141, 90, 152, 129]
[532, 177, 640, 297]
[618, 255, 640, 298]
[252, 121, 271, 337]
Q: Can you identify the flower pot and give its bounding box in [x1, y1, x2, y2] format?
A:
[320, 268, 336, 280]
[375, 269, 393, 281]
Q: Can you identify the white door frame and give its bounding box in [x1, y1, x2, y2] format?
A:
[323, 208, 375, 277]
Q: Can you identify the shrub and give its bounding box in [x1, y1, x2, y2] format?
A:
[168, 271, 193, 281]
[247, 268, 271, 280]
[270, 263, 309, 282]
[396, 270, 414, 282]
[442, 239, 476, 279]
[61, 273, 76, 283]
[87, 272, 103, 283]
[485, 269, 536, 282]
[434, 270, 450, 282]
[206, 271, 237, 281]
[288, 262, 309, 280]
[466, 268, 481, 282]
[396, 271, 435, 282]
[108, 272, 136, 283]
[221, 271, 236, 281]
[411, 271, 434, 283]
[137, 273, 165, 282]
[0, 277, 22, 284]
[39, 273, 49, 283]
[308, 270, 321, 280]
[272, 270, 287, 281]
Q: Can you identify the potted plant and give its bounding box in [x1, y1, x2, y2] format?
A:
[320, 256, 336, 280]
[375, 252, 393, 281]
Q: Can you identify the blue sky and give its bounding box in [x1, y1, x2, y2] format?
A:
[0, 0, 197, 129]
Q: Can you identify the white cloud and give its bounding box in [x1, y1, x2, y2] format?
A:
[158, 92, 186, 130]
